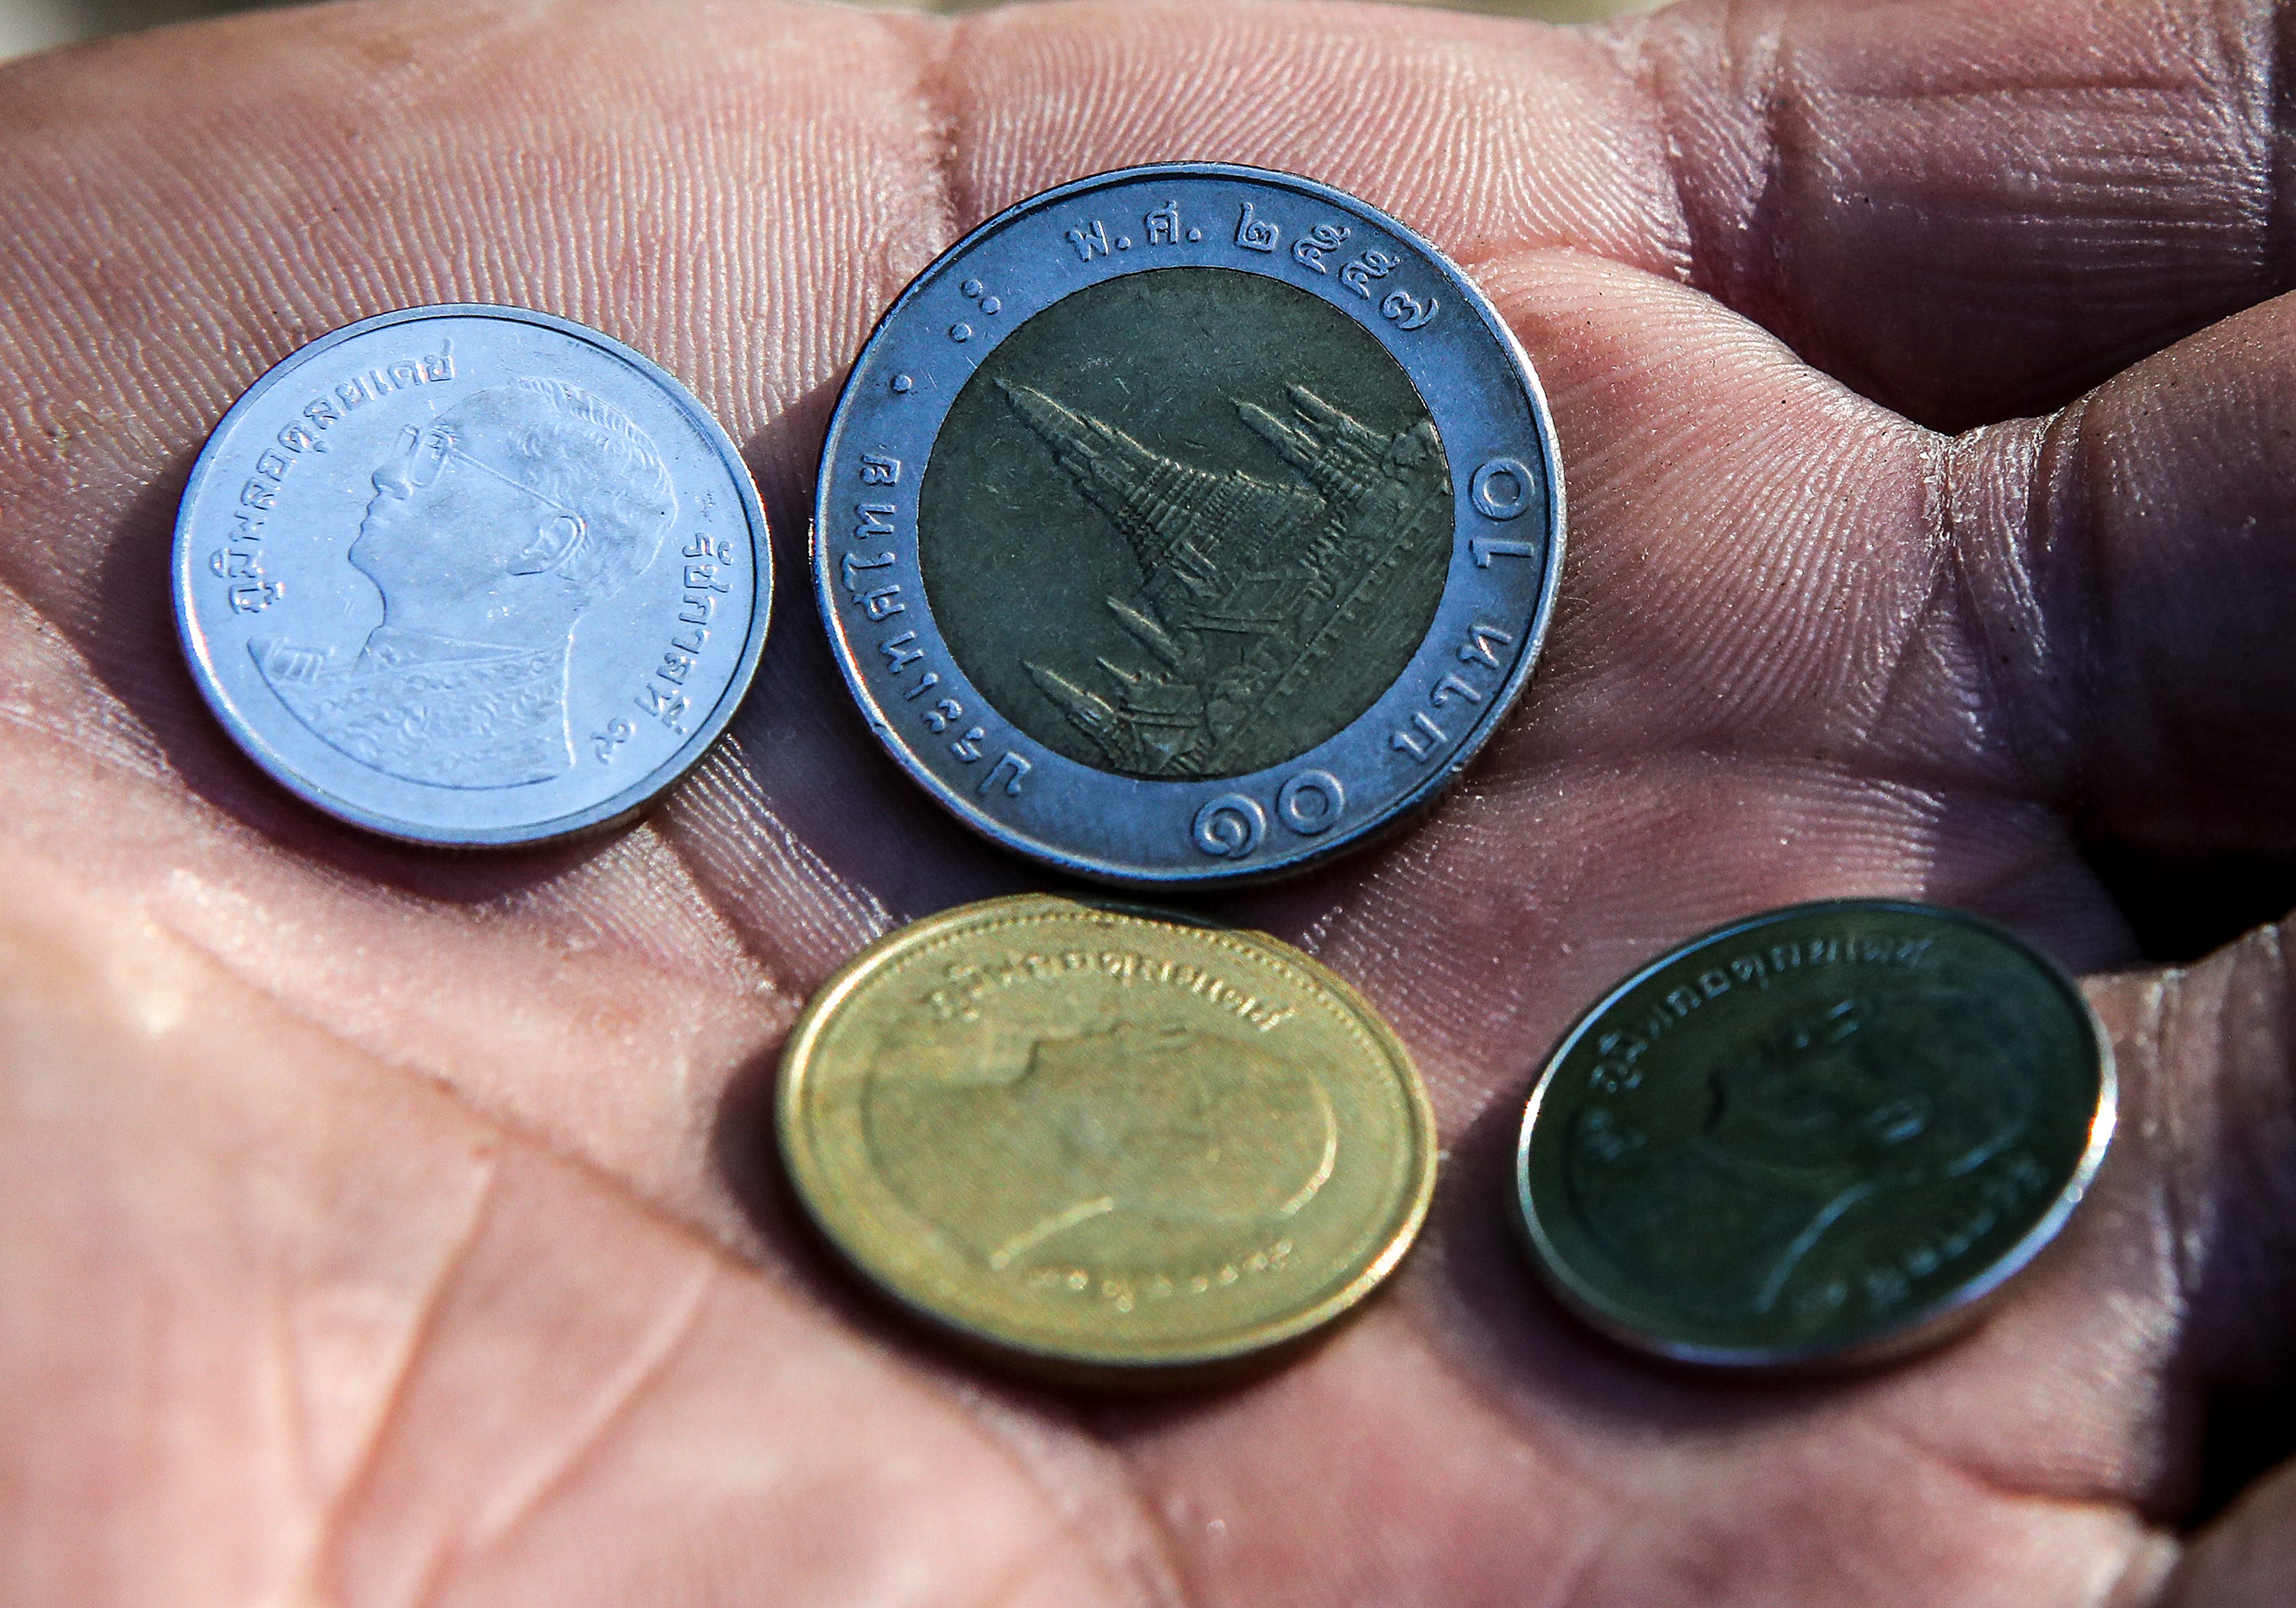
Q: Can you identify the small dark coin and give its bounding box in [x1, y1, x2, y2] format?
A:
[814, 164, 1563, 885]
[174, 305, 770, 846]
[1513, 901, 2115, 1368]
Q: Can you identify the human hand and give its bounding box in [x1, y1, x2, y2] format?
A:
[3, 0, 2293, 1601]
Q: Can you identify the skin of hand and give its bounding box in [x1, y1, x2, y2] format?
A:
[2, 0, 2294, 1602]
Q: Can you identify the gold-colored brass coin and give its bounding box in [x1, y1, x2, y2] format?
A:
[777, 894, 1437, 1380]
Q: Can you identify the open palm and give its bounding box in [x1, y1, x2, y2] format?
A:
[5, 0, 2295, 1600]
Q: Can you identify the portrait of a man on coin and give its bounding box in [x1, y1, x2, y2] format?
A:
[1570, 993, 2040, 1329]
[249, 377, 676, 790]
[864, 1021, 1339, 1276]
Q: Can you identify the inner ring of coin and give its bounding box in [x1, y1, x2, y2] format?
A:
[919, 266, 1447, 781]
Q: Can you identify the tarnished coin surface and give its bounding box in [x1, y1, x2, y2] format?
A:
[1513, 901, 2115, 1369]
[815, 164, 1562, 884]
[778, 894, 1437, 1378]
[174, 305, 770, 846]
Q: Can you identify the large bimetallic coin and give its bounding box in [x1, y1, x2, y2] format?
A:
[815, 165, 1563, 884]
[1513, 902, 2115, 1369]
[174, 305, 771, 846]
[778, 895, 1437, 1379]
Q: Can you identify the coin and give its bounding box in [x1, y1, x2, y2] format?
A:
[174, 305, 771, 846]
[1512, 901, 2115, 1369]
[815, 164, 1562, 885]
[777, 894, 1437, 1379]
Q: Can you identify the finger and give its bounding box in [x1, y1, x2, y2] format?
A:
[1636, 0, 2291, 429]
[2079, 916, 2296, 1544]
[2155, 1456, 2296, 1606]
[1948, 289, 2296, 860]
[956, 0, 2291, 429]
[944, 0, 1686, 273]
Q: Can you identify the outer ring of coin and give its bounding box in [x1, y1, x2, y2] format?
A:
[776, 894, 1439, 1380]
[813, 164, 1564, 886]
[173, 304, 771, 846]
[1512, 900, 2117, 1370]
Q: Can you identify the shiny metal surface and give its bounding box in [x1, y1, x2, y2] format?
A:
[174, 305, 770, 846]
[814, 165, 1563, 885]
[777, 893, 1437, 1380]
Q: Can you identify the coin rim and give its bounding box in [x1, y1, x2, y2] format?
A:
[776, 892, 1440, 1375]
[1510, 899, 2118, 1370]
[172, 302, 774, 847]
[811, 162, 1567, 886]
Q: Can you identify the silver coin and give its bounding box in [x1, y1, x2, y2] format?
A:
[814, 165, 1564, 885]
[174, 305, 771, 846]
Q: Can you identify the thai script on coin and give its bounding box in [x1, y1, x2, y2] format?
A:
[814, 165, 1563, 884]
[778, 895, 1437, 1379]
[174, 305, 771, 845]
[1513, 901, 2115, 1369]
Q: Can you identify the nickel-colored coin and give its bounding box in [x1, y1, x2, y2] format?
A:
[174, 305, 770, 845]
[778, 894, 1437, 1379]
[1513, 901, 2115, 1368]
[815, 164, 1563, 884]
